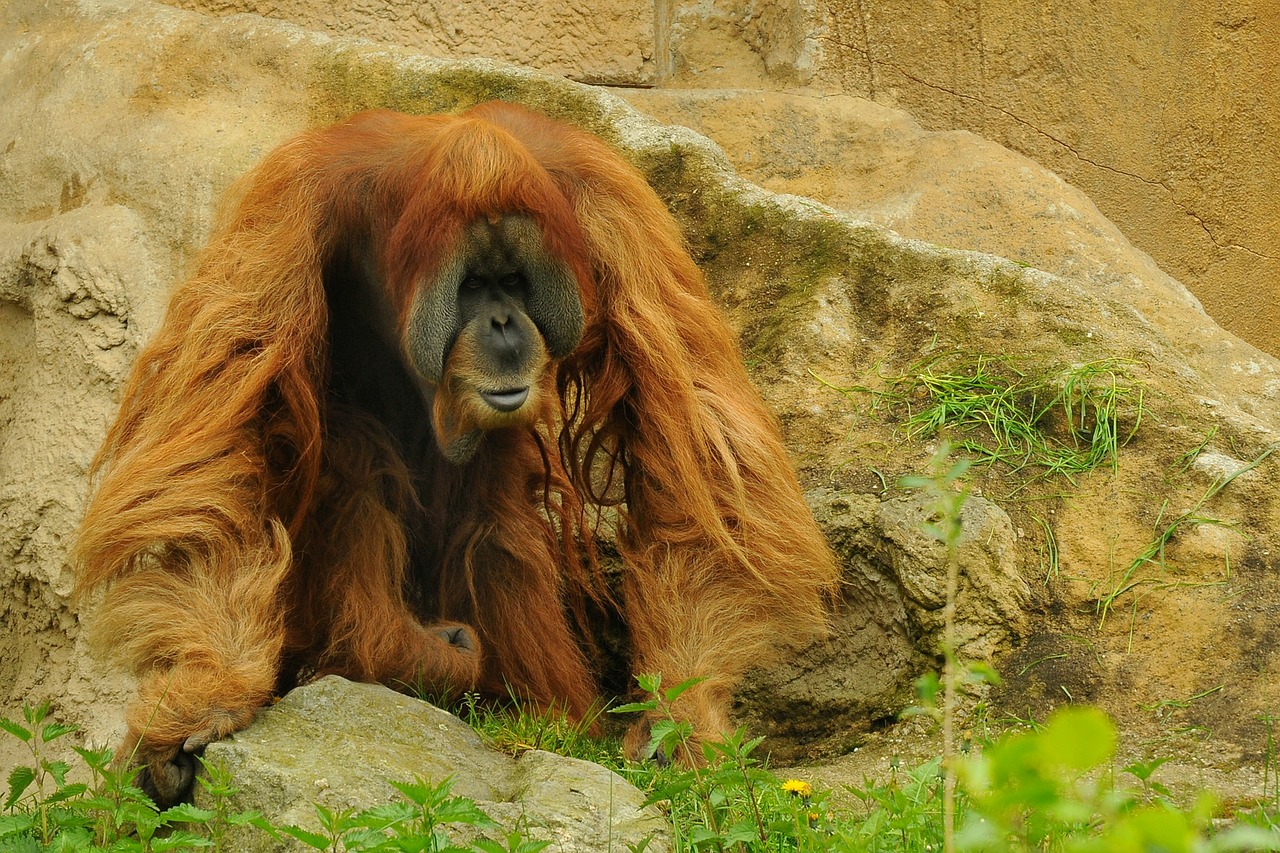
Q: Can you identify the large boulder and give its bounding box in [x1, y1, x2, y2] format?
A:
[2, 0, 1278, 793]
[197, 677, 670, 852]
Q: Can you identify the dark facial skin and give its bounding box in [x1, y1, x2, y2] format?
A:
[403, 215, 583, 462]
[457, 267, 538, 412]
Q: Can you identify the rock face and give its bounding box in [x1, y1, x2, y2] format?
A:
[164, 0, 658, 86]
[150, 0, 1280, 360]
[3, 0, 1280, 793]
[198, 677, 670, 853]
[0, 205, 164, 750]
[735, 490, 1029, 757]
[812, 0, 1280, 358]
[620, 88, 1203, 330]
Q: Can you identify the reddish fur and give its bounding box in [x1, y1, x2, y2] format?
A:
[74, 102, 839, 783]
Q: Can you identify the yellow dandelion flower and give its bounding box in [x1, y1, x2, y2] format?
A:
[781, 779, 812, 798]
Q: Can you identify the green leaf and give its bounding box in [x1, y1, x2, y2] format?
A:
[44, 782, 89, 805]
[41, 759, 72, 788]
[1094, 804, 1196, 851]
[46, 828, 94, 853]
[1037, 705, 1115, 770]
[193, 766, 239, 800]
[0, 718, 32, 744]
[963, 661, 1003, 687]
[114, 798, 164, 829]
[648, 718, 689, 745]
[227, 809, 266, 826]
[431, 796, 497, 828]
[72, 746, 113, 772]
[686, 825, 722, 848]
[388, 777, 436, 806]
[0, 812, 35, 838]
[473, 833, 552, 853]
[130, 805, 164, 839]
[152, 830, 215, 850]
[40, 722, 79, 744]
[21, 702, 51, 727]
[67, 793, 126, 816]
[634, 673, 661, 695]
[608, 701, 657, 715]
[722, 821, 760, 845]
[312, 801, 339, 832]
[1209, 824, 1280, 851]
[661, 676, 706, 704]
[641, 775, 696, 808]
[345, 801, 415, 832]
[4, 766, 35, 809]
[335, 827, 391, 850]
[276, 823, 333, 849]
[160, 803, 216, 824]
[246, 814, 283, 835]
[1122, 756, 1172, 783]
[913, 672, 942, 707]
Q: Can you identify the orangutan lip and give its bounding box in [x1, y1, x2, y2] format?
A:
[481, 387, 530, 412]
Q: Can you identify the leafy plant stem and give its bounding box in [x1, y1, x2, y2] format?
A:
[942, 549, 959, 853]
[730, 739, 768, 846]
[901, 443, 971, 853]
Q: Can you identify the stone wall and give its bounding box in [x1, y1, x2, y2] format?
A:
[160, 0, 1280, 356]
[812, 0, 1280, 356]
[166, 0, 659, 83]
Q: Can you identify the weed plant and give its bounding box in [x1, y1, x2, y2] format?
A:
[0, 701, 536, 852]
[13, 693, 1280, 852]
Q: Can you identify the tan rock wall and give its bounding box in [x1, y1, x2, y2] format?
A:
[811, 0, 1280, 356]
[158, 0, 820, 87]
[163, 0, 660, 85]
[158, 0, 1279, 357]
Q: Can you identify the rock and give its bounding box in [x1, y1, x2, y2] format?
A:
[199, 677, 670, 852]
[620, 89, 1205, 328]
[0, 206, 163, 754]
[874, 492, 1029, 660]
[739, 489, 1027, 761]
[736, 491, 917, 760]
[806, 1, 1280, 357]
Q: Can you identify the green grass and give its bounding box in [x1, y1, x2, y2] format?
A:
[819, 355, 1144, 483]
[455, 690, 617, 766]
[16, 676, 1280, 852]
[1094, 442, 1276, 631]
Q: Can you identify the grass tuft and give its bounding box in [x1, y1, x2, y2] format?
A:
[1095, 442, 1277, 631]
[819, 354, 1145, 483]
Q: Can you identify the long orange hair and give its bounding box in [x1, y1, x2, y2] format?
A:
[74, 102, 839, 792]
